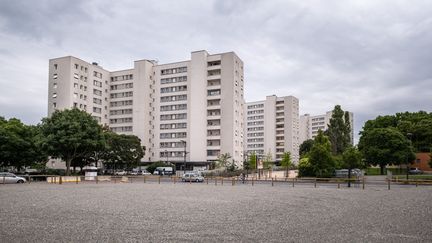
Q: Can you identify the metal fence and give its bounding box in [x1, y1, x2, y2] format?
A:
[2, 174, 432, 190]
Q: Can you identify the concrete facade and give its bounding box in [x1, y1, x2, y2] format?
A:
[244, 95, 300, 164]
[48, 51, 244, 169]
[299, 111, 354, 145]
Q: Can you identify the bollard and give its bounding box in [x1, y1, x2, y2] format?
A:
[59, 176, 62, 185]
[292, 178, 295, 187]
[388, 179, 390, 190]
[206, 177, 209, 185]
[130, 176, 132, 183]
[271, 178, 274, 187]
[96, 176, 98, 184]
[2, 175, 5, 185]
[189, 176, 192, 184]
[158, 176, 161, 184]
[232, 178, 234, 186]
[314, 179, 317, 188]
[174, 177, 176, 184]
[27, 175, 31, 184]
[362, 177, 365, 190]
[252, 177, 254, 186]
[215, 177, 217, 186]
[338, 181, 340, 189]
[144, 176, 146, 183]
[221, 177, 224, 186]
[416, 179, 418, 187]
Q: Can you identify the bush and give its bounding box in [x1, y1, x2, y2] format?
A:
[298, 158, 314, 177]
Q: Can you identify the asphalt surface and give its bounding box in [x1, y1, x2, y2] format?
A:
[1, 182, 431, 242]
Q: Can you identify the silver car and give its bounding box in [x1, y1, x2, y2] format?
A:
[0, 173, 27, 184]
[182, 173, 204, 182]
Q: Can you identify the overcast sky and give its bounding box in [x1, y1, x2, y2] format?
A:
[0, 0, 431, 142]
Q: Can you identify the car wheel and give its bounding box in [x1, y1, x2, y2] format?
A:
[17, 180, 24, 184]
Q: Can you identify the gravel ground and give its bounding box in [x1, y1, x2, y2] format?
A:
[1, 182, 431, 242]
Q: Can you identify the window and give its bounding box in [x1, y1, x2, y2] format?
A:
[53, 74, 58, 79]
[54, 64, 58, 70]
[53, 102, 56, 108]
[161, 67, 187, 75]
[73, 93, 78, 99]
[75, 64, 79, 69]
[53, 83, 57, 89]
[52, 93, 57, 98]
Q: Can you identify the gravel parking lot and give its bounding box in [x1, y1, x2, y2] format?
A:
[1, 182, 431, 242]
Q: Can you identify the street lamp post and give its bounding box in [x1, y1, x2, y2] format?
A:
[180, 140, 187, 173]
[406, 133, 413, 180]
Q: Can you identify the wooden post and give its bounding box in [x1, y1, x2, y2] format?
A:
[59, 176, 62, 185]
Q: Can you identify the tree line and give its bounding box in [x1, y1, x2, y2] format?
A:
[299, 107, 431, 177]
[0, 108, 144, 175]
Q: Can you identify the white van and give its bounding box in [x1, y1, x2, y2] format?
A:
[153, 167, 174, 175]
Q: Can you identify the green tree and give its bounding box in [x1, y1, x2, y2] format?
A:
[39, 108, 105, 175]
[263, 151, 273, 170]
[299, 139, 314, 157]
[326, 105, 351, 155]
[102, 132, 144, 171]
[0, 118, 47, 170]
[248, 152, 257, 171]
[298, 157, 314, 177]
[309, 130, 335, 177]
[280, 152, 292, 178]
[361, 111, 432, 152]
[216, 153, 232, 170]
[227, 160, 238, 172]
[358, 128, 415, 175]
[342, 146, 363, 187]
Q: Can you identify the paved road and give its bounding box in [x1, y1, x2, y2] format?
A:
[1, 183, 431, 242]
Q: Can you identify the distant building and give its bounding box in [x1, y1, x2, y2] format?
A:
[48, 50, 245, 170]
[244, 95, 300, 164]
[299, 111, 354, 145]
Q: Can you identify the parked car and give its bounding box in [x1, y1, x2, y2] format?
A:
[140, 170, 151, 175]
[0, 173, 27, 184]
[408, 168, 423, 174]
[182, 172, 204, 182]
[114, 170, 127, 176]
[129, 171, 138, 176]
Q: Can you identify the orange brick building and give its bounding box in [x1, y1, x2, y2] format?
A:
[411, 153, 432, 172]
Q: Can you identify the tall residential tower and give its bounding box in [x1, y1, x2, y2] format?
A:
[48, 51, 245, 169]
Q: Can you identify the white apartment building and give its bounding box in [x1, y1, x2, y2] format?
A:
[299, 111, 354, 145]
[244, 95, 300, 164]
[48, 50, 245, 170]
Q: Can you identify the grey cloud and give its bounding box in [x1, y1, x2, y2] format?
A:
[0, 0, 431, 143]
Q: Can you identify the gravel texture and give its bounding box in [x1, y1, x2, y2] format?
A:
[0, 182, 431, 242]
